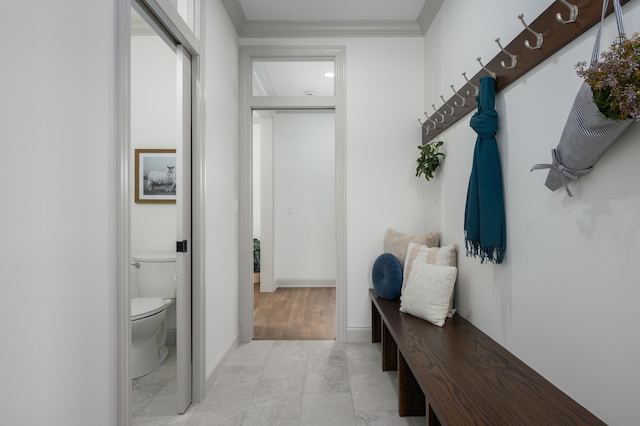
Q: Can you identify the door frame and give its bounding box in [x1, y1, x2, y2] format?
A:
[115, 0, 206, 424]
[239, 46, 347, 343]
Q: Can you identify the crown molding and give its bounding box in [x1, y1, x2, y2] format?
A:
[417, 0, 444, 34]
[220, 0, 247, 36]
[241, 20, 423, 38]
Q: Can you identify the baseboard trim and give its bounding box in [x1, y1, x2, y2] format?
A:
[347, 327, 371, 343]
[275, 278, 336, 288]
[205, 330, 240, 392]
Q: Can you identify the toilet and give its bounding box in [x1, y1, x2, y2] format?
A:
[130, 253, 176, 379]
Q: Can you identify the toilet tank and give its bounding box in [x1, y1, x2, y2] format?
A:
[132, 253, 177, 299]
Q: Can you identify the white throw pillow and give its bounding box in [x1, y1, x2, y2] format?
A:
[402, 242, 458, 317]
[400, 261, 457, 327]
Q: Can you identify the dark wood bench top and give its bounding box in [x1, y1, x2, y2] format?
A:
[370, 289, 605, 425]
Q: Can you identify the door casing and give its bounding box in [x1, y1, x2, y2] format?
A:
[239, 46, 347, 343]
[115, 0, 206, 424]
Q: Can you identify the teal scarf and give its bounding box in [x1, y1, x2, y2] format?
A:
[464, 77, 506, 264]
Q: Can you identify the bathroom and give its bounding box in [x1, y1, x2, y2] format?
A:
[129, 9, 181, 417]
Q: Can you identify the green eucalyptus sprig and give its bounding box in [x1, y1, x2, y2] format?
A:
[416, 141, 445, 181]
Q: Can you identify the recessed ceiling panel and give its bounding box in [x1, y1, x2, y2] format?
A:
[239, 0, 426, 21]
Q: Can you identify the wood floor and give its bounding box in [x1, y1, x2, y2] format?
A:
[253, 283, 336, 340]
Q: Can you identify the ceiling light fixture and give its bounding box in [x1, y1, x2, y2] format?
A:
[324, 72, 335, 78]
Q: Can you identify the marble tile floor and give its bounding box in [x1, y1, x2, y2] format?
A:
[133, 344, 178, 420]
[132, 340, 426, 426]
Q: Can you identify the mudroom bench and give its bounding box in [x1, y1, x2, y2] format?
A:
[369, 289, 605, 425]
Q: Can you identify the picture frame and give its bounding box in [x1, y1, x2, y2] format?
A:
[135, 149, 177, 204]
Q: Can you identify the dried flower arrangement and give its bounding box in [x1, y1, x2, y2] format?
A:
[576, 32, 640, 121]
[532, 0, 634, 196]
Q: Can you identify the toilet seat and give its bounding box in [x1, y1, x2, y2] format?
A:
[131, 297, 166, 321]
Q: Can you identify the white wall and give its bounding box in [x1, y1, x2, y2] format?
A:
[258, 112, 275, 292]
[130, 34, 177, 258]
[204, 0, 241, 377]
[240, 37, 426, 334]
[0, 2, 115, 425]
[252, 113, 262, 239]
[273, 111, 336, 282]
[0, 1, 240, 422]
[424, 1, 640, 424]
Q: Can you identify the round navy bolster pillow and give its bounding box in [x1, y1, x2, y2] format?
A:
[372, 253, 403, 300]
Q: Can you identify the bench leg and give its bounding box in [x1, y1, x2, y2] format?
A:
[371, 300, 381, 343]
[382, 322, 397, 371]
[398, 350, 425, 417]
[427, 403, 441, 426]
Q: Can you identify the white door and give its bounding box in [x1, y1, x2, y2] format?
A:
[175, 43, 192, 414]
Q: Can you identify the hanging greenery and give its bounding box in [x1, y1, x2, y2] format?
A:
[415, 141, 445, 181]
[253, 238, 261, 273]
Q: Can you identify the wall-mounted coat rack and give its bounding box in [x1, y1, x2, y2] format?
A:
[421, 0, 632, 145]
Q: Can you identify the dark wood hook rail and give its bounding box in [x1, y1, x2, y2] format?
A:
[422, 0, 633, 145]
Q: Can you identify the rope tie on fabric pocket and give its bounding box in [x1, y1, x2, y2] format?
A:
[531, 149, 592, 197]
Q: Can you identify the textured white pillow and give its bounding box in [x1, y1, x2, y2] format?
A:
[402, 242, 458, 317]
[400, 261, 457, 327]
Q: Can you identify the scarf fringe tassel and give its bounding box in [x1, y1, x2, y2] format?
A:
[465, 240, 505, 265]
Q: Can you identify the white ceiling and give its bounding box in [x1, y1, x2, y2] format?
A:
[239, 0, 427, 22]
[222, 0, 443, 37]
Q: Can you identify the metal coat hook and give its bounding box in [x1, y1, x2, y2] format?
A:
[450, 84, 466, 107]
[462, 72, 479, 97]
[418, 118, 431, 135]
[423, 112, 438, 130]
[495, 38, 517, 69]
[476, 57, 496, 78]
[432, 104, 445, 124]
[518, 14, 544, 49]
[440, 95, 455, 116]
[556, 0, 578, 24]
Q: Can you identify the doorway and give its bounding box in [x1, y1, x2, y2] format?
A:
[129, 2, 192, 416]
[116, 0, 205, 424]
[239, 46, 347, 344]
[252, 110, 336, 340]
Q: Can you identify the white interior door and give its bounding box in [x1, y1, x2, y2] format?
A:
[175, 43, 192, 414]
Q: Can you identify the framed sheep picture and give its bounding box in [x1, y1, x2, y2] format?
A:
[134, 149, 177, 203]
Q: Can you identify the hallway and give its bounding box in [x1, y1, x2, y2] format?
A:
[253, 284, 336, 340]
[133, 340, 425, 425]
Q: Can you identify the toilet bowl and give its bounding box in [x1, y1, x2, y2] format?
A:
[131, 297, 174, 378]
[130, 254, 176, 379]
